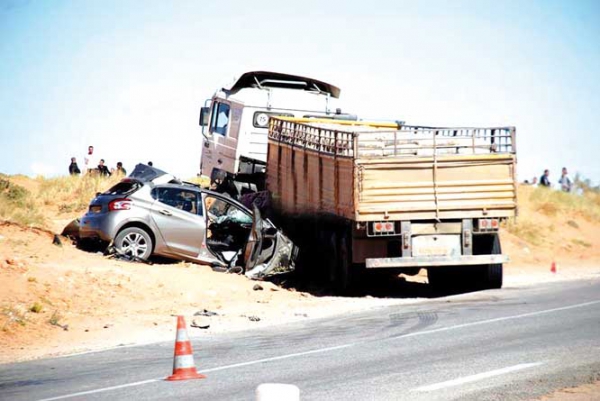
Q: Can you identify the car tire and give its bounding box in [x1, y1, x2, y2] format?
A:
[114, 227, 153, 261]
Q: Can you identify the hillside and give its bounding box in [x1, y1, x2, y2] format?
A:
[0, 175, 599, 363]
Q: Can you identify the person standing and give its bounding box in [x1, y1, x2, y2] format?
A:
[558, 167, 572, 192]
[68, 157, 81, 175]
[97, 159, 112, 177]
[539, 169, 551, 187]
[114, 161, 127, 176]
[84, 145, 98, 174]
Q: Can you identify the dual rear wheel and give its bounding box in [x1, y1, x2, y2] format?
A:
[428, 234, 503, 291]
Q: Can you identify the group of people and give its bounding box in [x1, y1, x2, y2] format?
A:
[525, 167, 573, 192]
[68, 146, 126, 177]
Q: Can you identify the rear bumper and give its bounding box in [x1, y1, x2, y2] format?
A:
[79, 213, 119, 242]
[365, 254, 508, 269]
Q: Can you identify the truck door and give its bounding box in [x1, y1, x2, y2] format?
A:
[201, 99, 244, 177]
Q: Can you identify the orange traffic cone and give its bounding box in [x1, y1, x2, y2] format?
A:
[550, 261, 557, 274]
[166, 316, 206, 381]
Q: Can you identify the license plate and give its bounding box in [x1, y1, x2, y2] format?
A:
[412, 235, 461, 257]
[90, 205, 102, 213]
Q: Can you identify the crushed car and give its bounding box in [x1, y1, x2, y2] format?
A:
[78, 164, 297, 279]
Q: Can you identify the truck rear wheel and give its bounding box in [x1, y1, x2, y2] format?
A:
[482, 234, 503, 289]
[325, 230, 339, 285]
[335, 231, 352, 294]
[427, 267, 458, 291]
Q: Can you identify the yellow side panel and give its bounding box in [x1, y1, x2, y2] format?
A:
[356, 155, 517, 221]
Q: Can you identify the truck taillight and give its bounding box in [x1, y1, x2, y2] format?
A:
[108, 198, 132, 211]
[373, 221, 395, 234]
[478, 218, 499, 231]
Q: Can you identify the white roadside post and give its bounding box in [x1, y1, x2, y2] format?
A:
[256, 383, 300, 401]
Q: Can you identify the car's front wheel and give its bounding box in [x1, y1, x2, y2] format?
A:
[114, 227, 153, 261]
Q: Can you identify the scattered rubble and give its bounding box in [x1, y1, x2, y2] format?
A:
[190, 319, 210, 329]
[194, 309, 218, 317]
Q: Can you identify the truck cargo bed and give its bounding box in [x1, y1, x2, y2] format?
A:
[267, 118, 517, 222]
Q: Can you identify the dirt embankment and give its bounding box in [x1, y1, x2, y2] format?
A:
[0, 177, 599, 363]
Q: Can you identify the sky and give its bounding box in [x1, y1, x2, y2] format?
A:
[0, 0, 599, 185]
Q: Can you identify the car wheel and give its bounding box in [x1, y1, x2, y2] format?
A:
[114, 227, 153, 261]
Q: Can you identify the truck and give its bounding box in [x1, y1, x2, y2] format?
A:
[199, 71, 517, 291]
[265, 117, 517, 291]
[198, 71, 355, 194]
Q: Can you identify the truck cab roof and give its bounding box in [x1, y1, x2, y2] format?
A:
[225, 71, 341, 99]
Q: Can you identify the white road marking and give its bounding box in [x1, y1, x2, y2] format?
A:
[36, 299, 600, 401]
[201, 343, 356, 373]
[390, 299, 600, 340]
[36, 344, 355, 401]
[412, 362, 543, 392]
[38, 379, 161, 401]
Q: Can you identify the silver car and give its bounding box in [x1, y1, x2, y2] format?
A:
[79, 164, 297, 279]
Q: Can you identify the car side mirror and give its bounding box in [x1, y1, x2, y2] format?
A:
[199, 107, 210, 127]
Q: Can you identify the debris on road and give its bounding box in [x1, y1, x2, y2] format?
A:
[52, 235, 62, 247]
[247, 315, 261, 322]
[191, 319, 210, 329]
[194, 309, 218, 317]
[253, 284, 264, 291]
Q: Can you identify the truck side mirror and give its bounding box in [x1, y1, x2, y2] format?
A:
[199, 107, 210, 126]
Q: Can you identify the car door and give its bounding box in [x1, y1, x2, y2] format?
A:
[243, 205, 264, 270]
[149, 187, 206, 257]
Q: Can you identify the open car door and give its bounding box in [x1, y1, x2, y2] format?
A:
[242, 205, 297, 279]
[243, 205, 264, 274]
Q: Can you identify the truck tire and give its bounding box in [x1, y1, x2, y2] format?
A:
[427, 267, 453, 291]
[483, 234, 503, 289]
[325, 230, 339, 285]
[335, 231, 352, 294]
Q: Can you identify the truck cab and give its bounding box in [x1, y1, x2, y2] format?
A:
[199, 71, 352, 195]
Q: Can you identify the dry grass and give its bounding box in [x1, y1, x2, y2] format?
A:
[529, 186, 600, 222]
[0, 175, 45, 227]
[0, 173, 119, 230]
[36, 174, 120, 215]
[504, 215, 544, 246]
[504, 185, 599, 246]
[1, 305, 28, 331]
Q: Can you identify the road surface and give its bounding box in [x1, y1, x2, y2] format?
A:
[1, 278, 599, 400]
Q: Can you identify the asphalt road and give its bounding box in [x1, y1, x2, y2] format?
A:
[1, 278, 599, 401]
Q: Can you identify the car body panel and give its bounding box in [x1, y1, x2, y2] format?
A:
[149, 200, 206, 257]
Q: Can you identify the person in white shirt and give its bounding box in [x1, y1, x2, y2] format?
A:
[84, 145, 97, 174]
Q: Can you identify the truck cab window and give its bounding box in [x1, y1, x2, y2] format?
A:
[210, 102, 230, 136]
